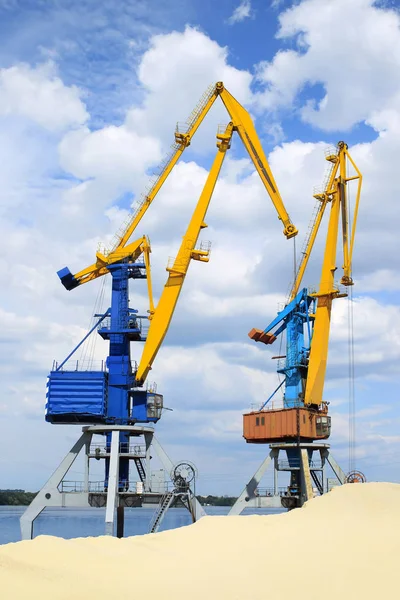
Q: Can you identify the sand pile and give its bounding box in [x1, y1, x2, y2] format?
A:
[1, 482, 399, 599]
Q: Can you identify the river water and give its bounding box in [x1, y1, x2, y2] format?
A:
[0, 505, 284, 545]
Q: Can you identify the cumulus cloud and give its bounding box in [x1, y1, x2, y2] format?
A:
[0, 62, 88, 131]
[59, 126, 161, 183]
[126, 26, 253, 150]
[57, 26, 253, 222]
[255, 0, 400, 131]
[58, 124, 162, 216]
[227, 1, 252, 25]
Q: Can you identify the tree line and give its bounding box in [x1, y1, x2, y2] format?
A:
[0, 490, 37, 505]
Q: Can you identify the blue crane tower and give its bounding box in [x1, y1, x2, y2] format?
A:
[46, 256, 163, 492]
[49, 260, 161, 426]
[250, 288, 316, 411]
[20, 241, 204, 540]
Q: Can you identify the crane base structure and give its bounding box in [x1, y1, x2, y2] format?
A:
[20, 425, 205, 540]
[228, 442, 346, 515]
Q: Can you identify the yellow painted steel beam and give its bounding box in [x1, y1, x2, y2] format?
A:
[304, 184, 341, 406]
[72, 236, 149, 287]
[135, 124, 234, 385]
[304, 143, 362, 406]
[113, 87, 220, 252]
[68, 82, 298, 288]
[219, 86, 297, 239]
[288, 156, 340, 301]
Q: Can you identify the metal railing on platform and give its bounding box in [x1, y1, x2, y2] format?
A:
[51, 359, 107, 372]
[59, 480, 172, 494]
[278, 459, 323, 470]
[256, 487, 289, 497]
[89, 443, 146, 456]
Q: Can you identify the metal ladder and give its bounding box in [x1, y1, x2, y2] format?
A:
[149, 491, 175, 533]
[311, 470, 324, 495]
[287, 152, 337, 301]
[109, 84, 216, 253]
[176, 83, 215, 134]
[134, 457, 146, 482]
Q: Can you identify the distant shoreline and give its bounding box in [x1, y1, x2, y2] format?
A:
[0, 490, 237, 507]
[0, 490, 37, 506]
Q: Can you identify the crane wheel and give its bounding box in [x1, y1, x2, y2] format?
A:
[345, 470, 366, 484]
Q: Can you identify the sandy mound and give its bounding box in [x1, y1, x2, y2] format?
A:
[1, 482, 399, 599]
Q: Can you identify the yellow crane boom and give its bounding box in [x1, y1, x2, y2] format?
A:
[135, 124, 234, 384]
[135, 90, 299, 384]
[218, 87, 296, 239]
[304, 142, 362, 406]
[63, 82, 297, 290]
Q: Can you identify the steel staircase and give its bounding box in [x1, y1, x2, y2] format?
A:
[149, 491, 175, 533]
[311, 469, 324, 495]
[134, 457, 146, 482]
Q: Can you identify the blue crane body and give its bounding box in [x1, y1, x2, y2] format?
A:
[46, 260, 163, 427]
[257, 289, 316, 410]
[47, 259, 163, 490]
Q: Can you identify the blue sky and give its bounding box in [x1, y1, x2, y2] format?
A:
[0, 0, 400, 496]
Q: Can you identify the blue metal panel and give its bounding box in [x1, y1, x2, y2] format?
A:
[258, 288, 316, 409]
[131, 390, 148, 422]
[57, 267, 79, 291]
[46, 371, 107, 423]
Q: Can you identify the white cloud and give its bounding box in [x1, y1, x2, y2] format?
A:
[228, 1, 252, 25]
[57, 26, 253, 220]
[357, 270, 400, 293]
[0, 62, 88, 131]
[58, 124, 162, 216]
[126, 26, 253, 150]
[328, 297, 400, 379]
[255, 0, 400, 131]
[59, 126, 161, 183]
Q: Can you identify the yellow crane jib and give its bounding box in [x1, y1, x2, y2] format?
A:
[134, 123, 234, 385]
[59, 82, 297, 291]
[304, 141, 362, 406]
[57, 235, 154, 311]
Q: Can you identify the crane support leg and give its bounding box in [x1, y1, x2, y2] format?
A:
[323, 450, 346, 484]
[21, 425, 204, 541]
[300, 448, 313, 503]
[230, 443, 346, 515]
[20, 431, 92, 540]
[105, 430, 120, 536]
[228, 448, 279, 516]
